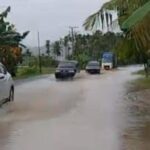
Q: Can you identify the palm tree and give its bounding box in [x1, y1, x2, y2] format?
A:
[53, 41, 61, 57]
[83, 0, 149, 30]
[45, 40, 50, 56]
[83, 0, 150, 76]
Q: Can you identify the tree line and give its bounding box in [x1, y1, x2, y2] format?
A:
[25, 31, 123, 68]
[83, 0, 150, 76]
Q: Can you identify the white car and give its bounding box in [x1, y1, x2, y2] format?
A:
[0, 63, 14, 104]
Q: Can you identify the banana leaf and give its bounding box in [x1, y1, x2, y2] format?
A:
[121, 1, 150, 31]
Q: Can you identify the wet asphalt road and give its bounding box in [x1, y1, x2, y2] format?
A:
[0, 66, 148, 150]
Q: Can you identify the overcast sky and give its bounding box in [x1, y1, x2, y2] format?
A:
[1, 0, 109, 46]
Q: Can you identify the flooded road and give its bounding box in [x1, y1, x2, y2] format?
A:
[0, 66, 149, 150]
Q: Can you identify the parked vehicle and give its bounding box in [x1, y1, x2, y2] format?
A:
[101, 52, 117, 70]
[86, 61, 100, 74]
[55, 61, 77, 79]
[0, 63, 14, 105]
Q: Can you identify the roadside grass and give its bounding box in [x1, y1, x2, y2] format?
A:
[132, 68, 150, 76]
[130, 69, 150, 92]
[14, 66, 55, 80]
[131, 77, 150, 91]
[133, 69, 145, 75]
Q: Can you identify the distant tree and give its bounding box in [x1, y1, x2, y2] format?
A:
[53, 41, 61, 56]
[66, 31, 122, 68]
[45, 40, 50, 56]
[25, 49, 32, 56]
[63, 35, 72, 58]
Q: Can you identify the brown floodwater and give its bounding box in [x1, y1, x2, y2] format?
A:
[0, 65, 149, 150]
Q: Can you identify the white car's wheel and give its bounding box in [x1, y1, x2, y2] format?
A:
[9, 88, 14, 102]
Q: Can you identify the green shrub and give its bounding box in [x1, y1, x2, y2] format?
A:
[41, 56, 58, 67]
[17, 66, 38, 77]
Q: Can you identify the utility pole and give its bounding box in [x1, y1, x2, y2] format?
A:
[69, 26, 78, 53]
[37, 31, 42, 74]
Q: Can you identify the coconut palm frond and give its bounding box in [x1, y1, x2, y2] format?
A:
[83, 12, 101, 30]
[130, 13, 150, 51]
[22, 31, 30, 39]
[0, 6, 11, 18]
[83, 0, 118, 31]
[121, 1, 150, 31]
[122, 1, 150, 52]
[102, 0, 118, 10]
[83, 0, 149, 31]
[19, 43, 27, 48]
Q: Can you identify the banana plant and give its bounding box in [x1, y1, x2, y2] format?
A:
[0, 7, 29, 76]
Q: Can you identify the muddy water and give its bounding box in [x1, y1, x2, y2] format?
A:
[0, 66, 148, 150]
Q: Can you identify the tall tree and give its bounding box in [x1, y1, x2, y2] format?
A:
[53, 41, 61, 56]
[45, 40, 50, 56]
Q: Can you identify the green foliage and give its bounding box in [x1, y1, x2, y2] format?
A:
[71, 53, 90, 69]
[26, 56, 38, 67]
[67, 31, 122, 67]
[41, 56, 58, 67]
[16, 56, 56, 79]
[83, 0, 150, 76]
[45, 40, 50, 56]
[115, 38, 142, 65]
[121, 1, 150, 31]
[83, 0, 149, 30]
[16, 66, 55, 79]
[22, 55, 57, 68]
[0, 7, 29, 76]
[53, 41, 61, 56]
[131, 77, 150, 92]
[17, 66, 38, 77]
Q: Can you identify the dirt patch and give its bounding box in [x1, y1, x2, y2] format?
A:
[123, 89, 150, 150]
[126, 89, 150, 116]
